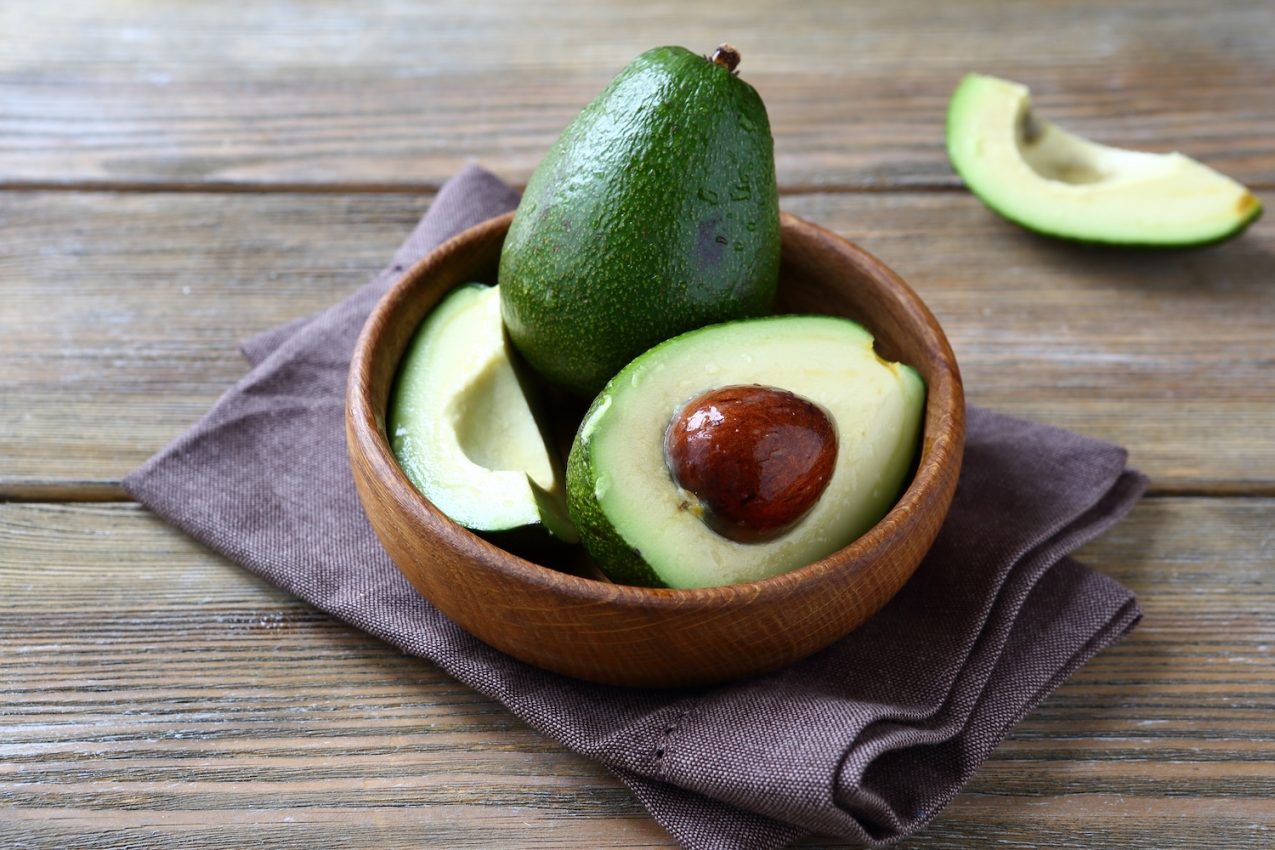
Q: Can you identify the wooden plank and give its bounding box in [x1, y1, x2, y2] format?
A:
[1, 0, 1272, 190]
[1, 498, 1273, 848]
[0, 191, 424, 497]
[3, 190, 1273, 493]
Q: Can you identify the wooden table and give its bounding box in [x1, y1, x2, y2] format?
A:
[3, 2, 1273, 846]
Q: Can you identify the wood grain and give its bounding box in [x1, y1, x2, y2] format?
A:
[3, 190, 1272, 495]
[2, 0, 1272, 843]
[2, 499, 1272, 848]
[1, 0, 1272, 190]
[0, 191, 425, 498]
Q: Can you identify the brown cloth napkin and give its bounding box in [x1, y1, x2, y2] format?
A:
[124, 164, 1145, 849]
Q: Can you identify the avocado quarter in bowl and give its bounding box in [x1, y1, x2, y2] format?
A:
[346, 211, 965, 688]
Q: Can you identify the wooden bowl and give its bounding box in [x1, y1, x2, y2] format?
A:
[347, 212, 964, 688]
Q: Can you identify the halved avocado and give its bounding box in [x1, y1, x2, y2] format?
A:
[389, 283, 577, 551]
[947, 73, 1262, 246]
[566, 315, 925, 588]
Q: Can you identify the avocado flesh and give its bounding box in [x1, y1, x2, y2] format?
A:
[500, 45, 781, 397]
[567, 315, 925, 589]
[389, 284, 577, 546]
[947, 73, 1262, 246]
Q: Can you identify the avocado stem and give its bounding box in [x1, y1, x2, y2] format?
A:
[709, 44, 741, 73]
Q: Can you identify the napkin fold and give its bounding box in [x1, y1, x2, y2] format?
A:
[124, 164, 1145, 849]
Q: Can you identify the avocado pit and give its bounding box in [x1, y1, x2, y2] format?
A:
[664, 385, 837, 544]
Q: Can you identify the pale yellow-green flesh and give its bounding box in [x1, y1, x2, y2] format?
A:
[948, 73, 1261, 245]
[389, 284, 569, 536]
[583, 316, 925, 588]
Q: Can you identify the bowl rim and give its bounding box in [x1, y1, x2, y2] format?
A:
[347, 210, 964, 610]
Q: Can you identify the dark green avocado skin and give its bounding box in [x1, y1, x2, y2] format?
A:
[499, 46, 781, 397]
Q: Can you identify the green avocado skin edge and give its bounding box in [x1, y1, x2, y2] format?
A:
[945, 76, 1264, 248]
[565, 412, 666, 588]
[500, 46, 781, 397]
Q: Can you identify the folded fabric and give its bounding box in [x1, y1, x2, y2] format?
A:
[125, 164, 1144, 849]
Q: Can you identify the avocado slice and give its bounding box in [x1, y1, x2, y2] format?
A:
[389, 284, 577, 551]
[500, 44, 781, 397]
[566, 315, 925, 588]
[947, 73, 1262, 246]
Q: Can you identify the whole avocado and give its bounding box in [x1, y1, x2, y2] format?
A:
[499, 44, 781, 397]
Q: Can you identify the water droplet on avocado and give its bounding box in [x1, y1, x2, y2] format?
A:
[698, 187, 719, 204]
